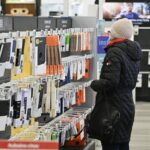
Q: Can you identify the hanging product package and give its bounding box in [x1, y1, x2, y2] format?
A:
[59, 33, 66, 52]
[32, 36, 46, 76]
[45, 78, 57, 118]
[65, 33, 70, 52]
[31, 83, 43, 118]
[46, 35, 54, 75]
[0, 39, 16, 84]
[0, 99, 11, 139]
[13, 91, 22, 128]
[21, 88, 32, 127]
[14, 38, 25, 76]
[12, 37, 32, 80]
[46, 35, 62, 76]
[84, 59, 90, 79]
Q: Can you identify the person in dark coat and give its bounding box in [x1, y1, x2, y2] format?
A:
[90, 18, 142, 150]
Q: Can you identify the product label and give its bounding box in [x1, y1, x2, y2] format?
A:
[0, 141, 59, 150]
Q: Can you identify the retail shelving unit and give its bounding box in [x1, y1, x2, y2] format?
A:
[0, 16, 97, 150]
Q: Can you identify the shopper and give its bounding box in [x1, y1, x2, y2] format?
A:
[90, 18, 142, 150]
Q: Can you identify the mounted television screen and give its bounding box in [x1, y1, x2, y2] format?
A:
[103, 2, 150, 26]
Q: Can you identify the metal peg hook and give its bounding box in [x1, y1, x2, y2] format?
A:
[16, 31, 20, 38]
[26, 31, 30, 37]
[9, 32, 13, 38]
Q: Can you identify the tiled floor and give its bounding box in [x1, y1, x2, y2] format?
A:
[130, 102, 150, 150]
[95, 102, 150, 150]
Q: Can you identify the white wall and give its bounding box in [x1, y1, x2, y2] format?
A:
[41, 0, 99, 17]
[41, 0, 64, 16]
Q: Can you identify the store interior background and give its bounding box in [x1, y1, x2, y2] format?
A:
[0, 0, 150, 150]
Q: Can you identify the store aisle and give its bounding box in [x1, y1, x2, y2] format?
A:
[95, 102, 150, 150]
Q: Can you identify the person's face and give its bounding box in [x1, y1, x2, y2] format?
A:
[128, 4, 133, 12]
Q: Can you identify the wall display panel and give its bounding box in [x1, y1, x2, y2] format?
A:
[134, 29, 150, 49]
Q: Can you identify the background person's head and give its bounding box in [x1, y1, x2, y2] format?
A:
[110, 18, 134, 40]
[127, 3, 134, 12]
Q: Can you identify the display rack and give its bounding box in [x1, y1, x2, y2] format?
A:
[0, 16, 97, 150]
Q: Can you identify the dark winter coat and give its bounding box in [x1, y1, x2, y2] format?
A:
[90, 39, 142, 143]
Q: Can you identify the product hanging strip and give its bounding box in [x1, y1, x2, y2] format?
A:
[57, 81, 92, 111]
[58, 28, 93, 52]
[0, 77, 47, 137]
[10, 107, 91, 147]
[60, 54, 94, 85]
[0, 28, 94, 81]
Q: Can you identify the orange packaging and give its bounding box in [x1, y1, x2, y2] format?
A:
[65, 120, 86, 147]
[79, 87, 84, 104]
[84, 59, 90, 79]
[76, 90, 81, 106]
[46, 36, 54, 75]
[54, 35, 62, 75]
[85, 32, 90, 51]
[58, 64, 63, 75]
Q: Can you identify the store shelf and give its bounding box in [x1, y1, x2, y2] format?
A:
[139, 71, 150, 74]
[142, 49, 150, 52]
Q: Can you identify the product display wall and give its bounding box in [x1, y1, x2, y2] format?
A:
[0, 16, 97, 149]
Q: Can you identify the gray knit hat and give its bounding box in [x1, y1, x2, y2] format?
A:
[110, 18, 134, 40]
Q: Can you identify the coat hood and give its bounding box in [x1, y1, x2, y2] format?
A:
[112, 40, 142, 62]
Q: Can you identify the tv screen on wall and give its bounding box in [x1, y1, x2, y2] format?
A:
[103, 2, 150, 26]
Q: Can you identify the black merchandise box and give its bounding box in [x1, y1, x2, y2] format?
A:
[56, 17, 72, 29]
[13, 16, 37, 31]
[38, 17, 56, 30]
[0, 16, 13, 32]
[136, 74, 150, 101]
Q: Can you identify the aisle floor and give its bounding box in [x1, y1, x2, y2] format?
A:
[95, 102, 150, 150]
